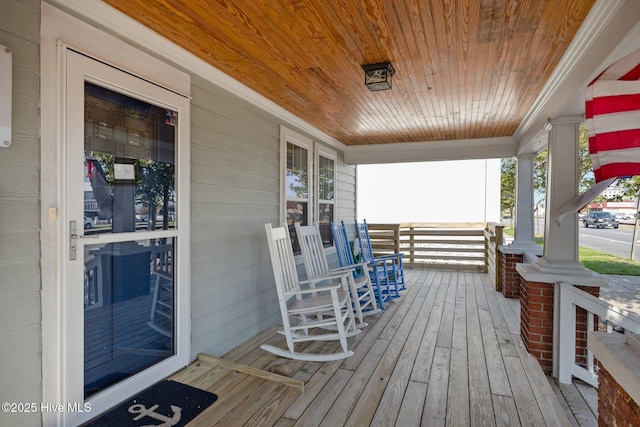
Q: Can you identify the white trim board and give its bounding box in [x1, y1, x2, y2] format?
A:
[344, 137, 515, 165]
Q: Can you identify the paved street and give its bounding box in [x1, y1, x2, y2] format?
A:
[513, 217, 640, 261]
[579, 222, 640, 260]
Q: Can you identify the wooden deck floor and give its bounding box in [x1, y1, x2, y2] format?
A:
[172, 269, 597, 426]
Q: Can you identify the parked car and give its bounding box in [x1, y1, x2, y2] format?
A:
[84, 216, 93, 229]
[615, 213, 632, 220]
[583, 212, 619, 229]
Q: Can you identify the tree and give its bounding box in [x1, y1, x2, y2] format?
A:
[136, 160, 175, 230]
[501, 152, 547, 219]
[502, 124, 594, 215]
[501, 157, 516, 217]
[531, 126, 594, 193]
[615, 176, 640, 259]
[578, 126, 595, 193]
[616, 176, 640, 200]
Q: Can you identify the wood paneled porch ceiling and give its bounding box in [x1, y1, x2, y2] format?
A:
[102, 0, 595, 146]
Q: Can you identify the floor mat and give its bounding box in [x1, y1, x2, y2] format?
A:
[82, 380, 217, 426]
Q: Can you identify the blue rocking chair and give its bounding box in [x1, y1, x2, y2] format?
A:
[331, 221, 395, 310]
[355, 219, 405, 294]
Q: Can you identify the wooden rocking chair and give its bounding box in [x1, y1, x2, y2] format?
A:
[331, 221, 395, 310]
[261, 223, 361, 361]
[355, 219, 405, 293]
[295, 222, 380, 327]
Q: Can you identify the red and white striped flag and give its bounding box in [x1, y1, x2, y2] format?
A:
[586, 48, 640, 183]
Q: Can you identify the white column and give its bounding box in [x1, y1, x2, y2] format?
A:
[511, 153, 541, 252]
[536, 116, 586, 272]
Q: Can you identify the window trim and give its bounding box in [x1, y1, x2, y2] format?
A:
[280, 127, 341, 252]
[315, 146, 337, 247]
[280, 126, 313, 227]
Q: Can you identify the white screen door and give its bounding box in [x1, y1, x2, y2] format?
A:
[62, 50, 190, 425]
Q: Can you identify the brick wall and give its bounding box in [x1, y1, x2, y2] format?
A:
[520, 278, 554, 374]
[597, 363, 640, 426]
[519, 280, 600, 375]
[501, 252, 523, 298]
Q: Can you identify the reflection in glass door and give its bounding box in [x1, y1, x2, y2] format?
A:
[82, 82, 177, 398]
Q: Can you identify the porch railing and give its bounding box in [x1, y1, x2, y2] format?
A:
[556, 281, 640, 386]
[83, 244, 173, 310]
[363, 223, 400, 258]
[485, 222, 504, 291]
[366, 222, 503, 273]
[84, 256, 102, 309]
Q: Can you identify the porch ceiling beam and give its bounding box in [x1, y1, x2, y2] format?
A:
[343, 136, 515, 165]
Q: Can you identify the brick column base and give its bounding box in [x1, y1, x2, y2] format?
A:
[520, 278, 554, 374]
[597, 362, 640, 426]
[501, 251, 524, 298]
[519, 279, 600, 375]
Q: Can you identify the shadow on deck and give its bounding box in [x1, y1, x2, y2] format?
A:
[171, 269, 597, 426]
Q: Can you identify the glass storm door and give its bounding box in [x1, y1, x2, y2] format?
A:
[64, 50, 190, 423]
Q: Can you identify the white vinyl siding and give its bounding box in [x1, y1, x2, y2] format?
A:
[190, 94, 356, 356]
[0, 1, 42, 426]
[189, 76, 283, 356]
[337, 159, 357, 220]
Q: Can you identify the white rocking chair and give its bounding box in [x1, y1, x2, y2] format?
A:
[147, 271, 173, 338]
[295, 222, 380, 327]
[262, 223, 361, 361]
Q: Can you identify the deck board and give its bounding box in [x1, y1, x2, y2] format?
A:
[550, 379, 598, 427]
[163, 268, 597, 426]
[447, 273, 471, 426]
[466, 279, 495, 425]
[475, 273, 513, 397]
[503, 355, 547, 426]
[575, 380, 599, 417]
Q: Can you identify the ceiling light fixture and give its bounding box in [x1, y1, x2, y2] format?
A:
[362, 62, 395, 91]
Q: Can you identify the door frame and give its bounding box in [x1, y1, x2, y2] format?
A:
[41, 5, 191, 425]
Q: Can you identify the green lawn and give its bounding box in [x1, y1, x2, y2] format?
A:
[579, 247, 640, 275]
[504, 227, 640, 276]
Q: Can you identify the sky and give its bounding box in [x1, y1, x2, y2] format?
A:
[356, 159, 501, 224]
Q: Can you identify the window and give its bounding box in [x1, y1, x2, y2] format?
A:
[281, 127, 337, 252]
[282, 128, 311, 252]
[316, 149, 336, 246]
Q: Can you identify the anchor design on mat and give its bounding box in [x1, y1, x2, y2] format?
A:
[128, 403, 182, 427]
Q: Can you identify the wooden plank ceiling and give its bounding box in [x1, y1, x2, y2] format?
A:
[103, 0, 595, 146]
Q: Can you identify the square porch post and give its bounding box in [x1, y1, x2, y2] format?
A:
[512, 153, 539, 251]
[499, 153, 542, 298]
[539, 117, 583, 270]
[516, 115, 607, 379]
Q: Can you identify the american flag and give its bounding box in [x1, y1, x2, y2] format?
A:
[586, 48, 640, 183]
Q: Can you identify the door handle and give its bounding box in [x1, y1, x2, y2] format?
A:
[69, 220, 99, 260]
[71, 233, 100, 239]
